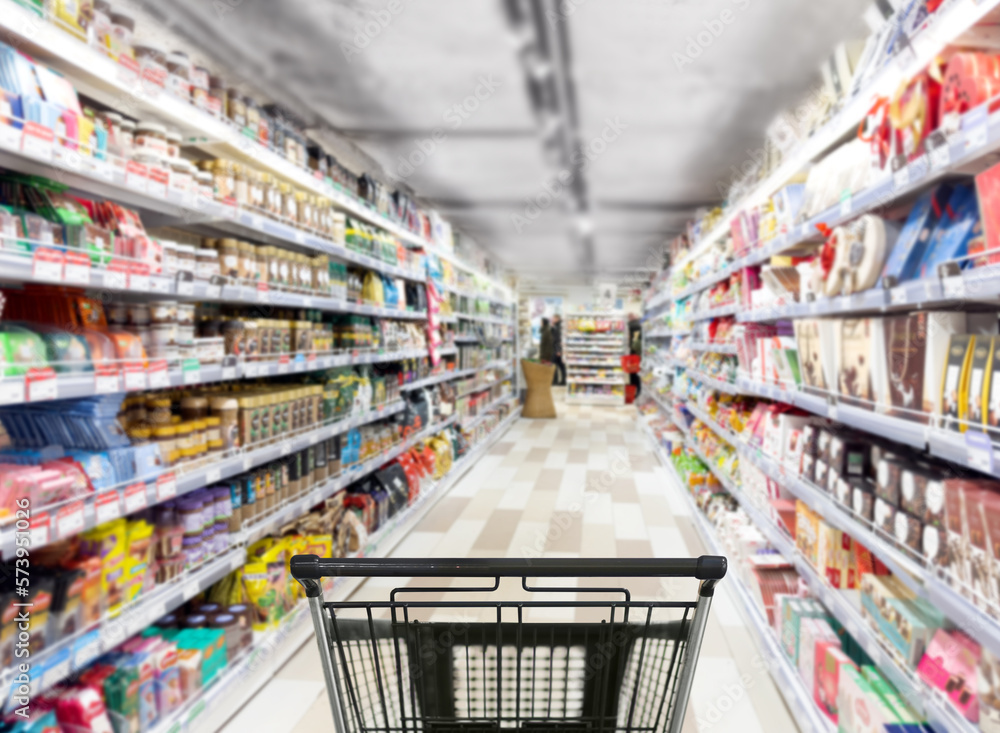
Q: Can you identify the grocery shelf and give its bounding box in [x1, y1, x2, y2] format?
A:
[671, 0, 1000, 275]
[668, 419, 979, 733]
[0, 401, 408, 558]
[732, 375, 1000, 473]
[644, 328, 674, 339]
[646, 390, 673, 415]
[689, 303, 739, 321]
[687, 341, 737, 355]
[0, 0, 518, 299]
[566, 377, 626, 386]
[0, 347, 432, 407]
[640, 422, 836, 733]
[737, 441, 1000, 662]
[738, 262, 1000, 323]
[3, 408, 491, 703]
[458, 394, 518, 429]
[149, 407, 521, 733]
[672, 267, 737, 302]
[455, 312, 512, 326]
[684, 368, 741, 396]
[683, 400, 741, 446]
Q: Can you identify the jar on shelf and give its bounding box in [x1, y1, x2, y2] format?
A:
[233, 163, 248, 206]
[248, 169, 264, 211]
[150, 300, 177, 324]
[174, 422, 194, 463]
[164, 129, 182, 160]
[243, 320, 259, 358]
[204, 416, 223, 454]
[222, 319, 245, 357]
[150, 322, 175, 349]
[165, 53, 191, 100]
[176, 302, 195, 326]
[210, 396, 239, 450]
[191, 65, 210, 106]
[190, 419, 207, 460]
[219, 239, 239, 279]
[107, 301, 128, 326]
[119, 119, 136, 156]
[195, 248, 219, 280]
[135, 121, 169, 158]
[255, 247, 269, 285]
[264, 246, 280, 284]
[175, 244, 196, 276]
[227, 90, 246, 128]
[208, 75, 227, 117]
[169, 159, 193, 193]
[154, 425, 178, 466]
[109, 9, 136, 55]
[263, 174, 280, 216]
[161, 241, 178, 275]
[280, 183, 296, 221]
[181, 396, 208, 422]
[245, 97, 260, 137]
[133, 42, 167, 74]
[197, 170, 214, 199]
[238, 242, 256, 282]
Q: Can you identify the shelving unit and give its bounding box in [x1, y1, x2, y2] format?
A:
[563, 313, 628, 404]
[0, 4, 523, 728]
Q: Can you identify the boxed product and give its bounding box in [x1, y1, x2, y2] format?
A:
[815, 643, 857, 722]
[917, 628, 980, 722]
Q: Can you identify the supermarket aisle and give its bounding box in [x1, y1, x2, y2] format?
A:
[227, 400, 797, 733]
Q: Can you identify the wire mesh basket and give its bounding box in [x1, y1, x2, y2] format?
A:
[291, 556, 726, 733]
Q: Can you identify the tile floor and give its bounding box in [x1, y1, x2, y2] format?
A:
[221, 396, 799, 733]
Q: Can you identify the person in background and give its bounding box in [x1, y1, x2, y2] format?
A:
[552, 314, 566, 385]
[539, 318, 555, 364]
[628, 313, 642, 397]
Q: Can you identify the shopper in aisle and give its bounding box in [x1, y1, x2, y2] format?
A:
[628, 312, 642, 397]
[552, 314, 566, 385]
[539, 317, 555, 363]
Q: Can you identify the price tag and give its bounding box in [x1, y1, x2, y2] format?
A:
[156, 473, 177, 502]
[928, 131, 951, 170]
[64, 251, 91, 285]
[893, 160, 910, 190]
[294, 230, 305, 244]
[943, 276, 965, 298]
[964, 103, 989, 152]
[94, 364, 120, 394]
[205, 467, 221, 484]
[889, 287, 908, 305]
[94, 491, 121, 525]
[839, 196, 852, 218]
[26, 367, 57, 402]
[56, 501, 85, 539]
[147, 360, 169, 389]
[73, 635, 102, 669]
[145, 601, 167, 627]
[125, 161, 149, 193]
[181, 358, 201, 385]
[176, 272, 195, 296]
[206, 274, 225, 300]
[41, 653, 71, 689]
[828, 405, 839, 422]
[0, 122, 20, 151]
[21, 122, 54, 161]
[147, 166, 169, 198]
[122, 362, 147, 391]
[257, 283, 270, 303]
[280, 442, 291, 456]
[182, 582, 200, 601]
[243, 361, 259, 378]
[966, 431, 996, 473]
[32, 247, 64, 281]
[242, 456, 254, 472]
[29, 513, 49, 547]
[277, 354, 290, 374]
[221, 365, 237, 381]
[123, 483, 148, 514]
[129, 263, 150, 292]
[104, 259, 130, 290]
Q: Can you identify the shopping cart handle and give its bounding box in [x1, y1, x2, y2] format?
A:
[291, 555, 727, 596]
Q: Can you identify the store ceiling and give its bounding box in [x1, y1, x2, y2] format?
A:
[142, 0, 871, 281]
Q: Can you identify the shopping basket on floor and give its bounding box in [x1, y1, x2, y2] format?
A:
[621, 355, 641, 374]
[291, 555, 727, 732]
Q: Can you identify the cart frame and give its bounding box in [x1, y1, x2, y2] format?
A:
[291, 555, 727, 733]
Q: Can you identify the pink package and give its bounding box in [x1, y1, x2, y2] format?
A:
[815, 642, 856, 723]
[55, 686, 115, 733]
[917, 628, 981, 721]
[147, 637, 182, 716]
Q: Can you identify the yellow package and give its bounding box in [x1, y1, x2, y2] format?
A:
[284, 536, 308, 601]
[53, 0, 84, 38]
[81, 519, 127, 617]
[123, 519, 153, 603]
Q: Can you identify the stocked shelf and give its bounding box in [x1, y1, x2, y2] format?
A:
[684, 368, 740, 396]
[148, 407, 521, 733]
[458, 393, 517, 429]
[0, 401, 408, 558]
[671, 0, 1000, 275]
[640, 422, 836, 733]
[690, 303, 739, 321]
[0, 0, 518, 300]
[687, 341, 737, 355]
[566, 376, 626, 386]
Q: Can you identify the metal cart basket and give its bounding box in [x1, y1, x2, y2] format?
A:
[291, 555, 727, 733]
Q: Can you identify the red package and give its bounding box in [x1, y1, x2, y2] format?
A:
[975, 160, 1000, 263]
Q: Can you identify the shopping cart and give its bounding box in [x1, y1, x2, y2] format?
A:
[291, 555, 727, 732]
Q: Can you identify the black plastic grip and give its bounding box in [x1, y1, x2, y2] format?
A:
[291, 555, 728, 583]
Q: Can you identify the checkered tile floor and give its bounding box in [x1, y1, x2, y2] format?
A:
[231, 397, 799, 733]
